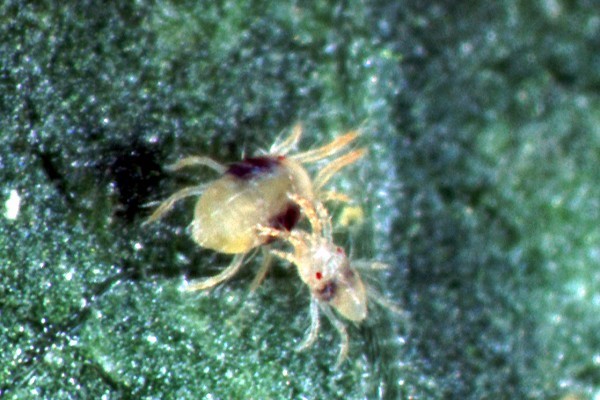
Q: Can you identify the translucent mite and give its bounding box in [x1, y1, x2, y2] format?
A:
[146, 124, 365, 291]
[258, 194, 400, 365]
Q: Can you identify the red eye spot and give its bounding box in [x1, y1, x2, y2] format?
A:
[277, 155, 286, 161]
[315, 272, 322, 280]
[336, 247, 343, 254]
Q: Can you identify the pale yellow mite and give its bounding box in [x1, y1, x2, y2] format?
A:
[258, 194, 401, 366]
[146, 124, 365, 291]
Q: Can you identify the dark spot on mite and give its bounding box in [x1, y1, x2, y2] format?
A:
[262, 204, 301, 245]
[268, 203, 300, 231]
[317, 280, 337, 302]
[226, 156, 281, 180]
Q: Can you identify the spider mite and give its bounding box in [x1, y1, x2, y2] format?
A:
[257, 194, 401, 366]
[145, 124, 365, 291]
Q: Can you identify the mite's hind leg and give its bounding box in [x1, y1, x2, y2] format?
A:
[183, 253, 246, 291]
[249, 249, 274, 291]
[296, 296, 321, 352]
[313, 148, 366, 192]
[167, 156, 227, 174]
[320, 304, 349, 367]
[145, 185, 205, 224]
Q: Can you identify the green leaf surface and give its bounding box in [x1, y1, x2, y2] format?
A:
[1, 1, 599, 399]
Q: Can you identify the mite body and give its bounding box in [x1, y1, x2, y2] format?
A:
[147, 125, 365, 290]
[258, 194, 396, 365]
[189, 155, 311, 254]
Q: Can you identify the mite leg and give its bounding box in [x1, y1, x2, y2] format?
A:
[351, 261, 406, 315]
[351, 260, 389, 271]
[256, 225, 306, 251]
[320, 304, 349, 368]
[145, 185, 205, 224]
[249, 249, 273, 291]
[287, 194, 324, 236]
[256, 224, 290, 240]
[270, 123, 303, 155]
[167, 156, 227, 174]
[313, 148, 366, 192]
[268, 249, 299, 267]
[312, 198, 333, 239]
[292, 131, 359, 164]
[296, 296, 321, 352]
[366, 285, 405, 316]
[183, 253, 246, 291]
[320, 190, 352, 204]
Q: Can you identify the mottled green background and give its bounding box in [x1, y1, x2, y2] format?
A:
[1, 1, 599, 399]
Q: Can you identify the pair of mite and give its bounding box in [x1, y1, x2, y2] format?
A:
[147, 124, 398, 365]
